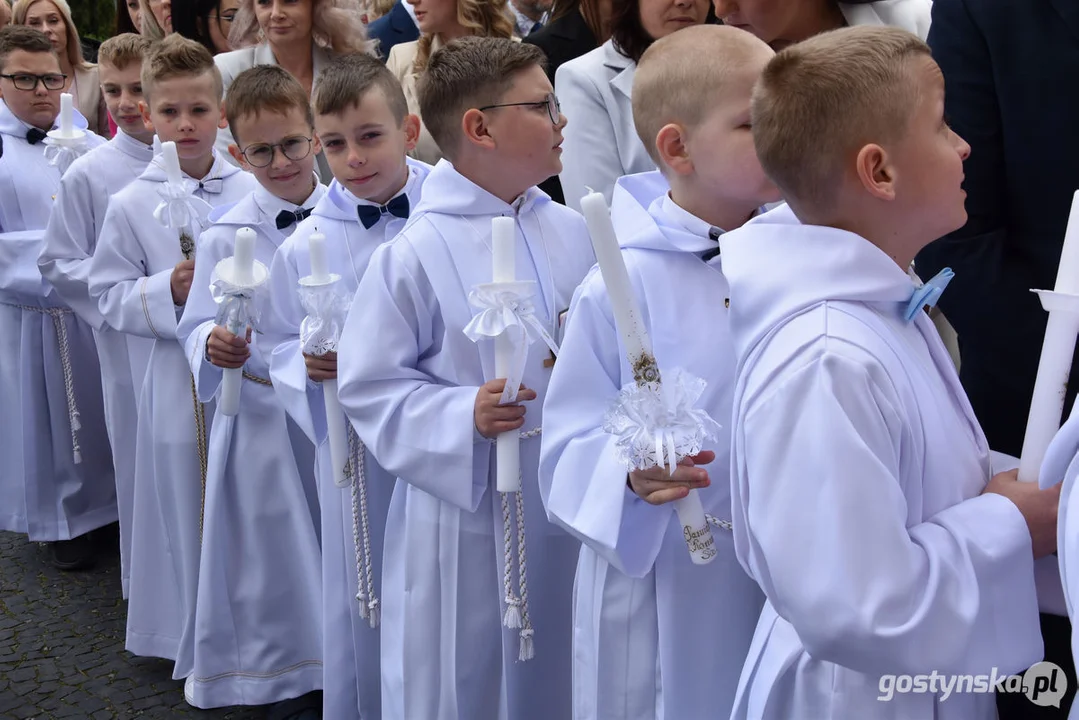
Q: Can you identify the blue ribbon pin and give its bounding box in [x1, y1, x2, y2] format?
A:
[904, 267, 954, 322]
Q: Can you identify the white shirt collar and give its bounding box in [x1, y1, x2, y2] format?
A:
[401, 0, 420, 29]
[661, 192, 719, 239]
[252, 175, 325, 223]
[510, 2, 546, 37]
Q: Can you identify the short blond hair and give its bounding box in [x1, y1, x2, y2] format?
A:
[418, 37, 545, 162]
[226, 65, 314, 145]
[97, 32, 151, 71]
[632, 25, 772, 168]
[141, 33, 224, 103]
[12, 0, 91, 71]
[312, 52, 408, 123]
[751, 26, 930, 215]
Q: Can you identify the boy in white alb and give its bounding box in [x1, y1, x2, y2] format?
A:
[262, 53, 429, 720]
[89, 34, 256, 666]
[336, 38, 594, 720]
[0, 25, 110, 570]
[719, 27, 1057, 720]
[175, 65, 324, 711]
[539, 26, 772, 720]
[38, 33, 155, 591]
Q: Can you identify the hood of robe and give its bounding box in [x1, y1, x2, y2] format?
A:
[839, 0, 932, 39]
[413, 158, 551, 218]
[718, 203, 920, 364]
[610, 171, 718, 256]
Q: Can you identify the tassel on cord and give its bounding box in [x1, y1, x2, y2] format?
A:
[349, 425, 380, 628]
[514, 484, 534, 661]
[501, 490, 522, 629]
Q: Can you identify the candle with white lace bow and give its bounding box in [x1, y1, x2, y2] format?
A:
[1021, 190, 1079, 485]
[43, 92, 88, 173]
[213, 228, 269, 416]
[580, 189, 719, 565]
[155, 140, 209, 259]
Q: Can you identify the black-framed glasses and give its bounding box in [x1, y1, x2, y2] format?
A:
[478, 92, 561, 125]
[0, 73, 67, 91]
[240, 135, 313, 167]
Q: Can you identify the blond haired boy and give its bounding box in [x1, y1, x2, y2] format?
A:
[39, 31, 153, 592]
[335, 37, 594, 720]
[720, 26, 1056, 719]
[89, 34, 255, 667]
[540, 25, 774, 719]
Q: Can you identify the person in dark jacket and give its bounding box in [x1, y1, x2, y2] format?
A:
[368, 0, 419, 61]
[915, 1, 1079, 717]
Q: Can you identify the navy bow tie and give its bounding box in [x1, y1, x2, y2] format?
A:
[26, 127, 47, 145]
[197, 178, 223, 194]
[356, 194, 409, 230]
[276, 206, 313, 230]
[701, 227, 724, 262]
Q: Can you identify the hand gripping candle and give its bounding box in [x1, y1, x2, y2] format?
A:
[216, 228, 258, 416]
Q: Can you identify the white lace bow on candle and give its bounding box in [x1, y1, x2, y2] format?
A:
[603, 368, 722, 475]
[153, 169, 212, 231]
[463, 281, 559, 404]
[210, 266, 268, 335]
[43, 136, 90, 174]
[297, 275, 351, 356]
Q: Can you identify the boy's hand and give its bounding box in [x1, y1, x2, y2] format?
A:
[982, 468, 1060, 558]
[206, 325, 250, 369]
[170, 259, 195, 305]
[474, 378, 537, 439]
[304, 351, 337, 382]
[628, 450, 714, 506]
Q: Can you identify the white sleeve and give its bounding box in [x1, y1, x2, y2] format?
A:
[556, 61, 626, 211]
[0, 230, 50, 298]
[737, 349, 1042, 676]
[38, 170, 105, 327]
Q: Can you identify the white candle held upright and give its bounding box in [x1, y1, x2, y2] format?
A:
[580, 189, 716, 565]
[218, 228, 257, 417]
[161, 140, 183, 186]
[1019, 189, 1079, 483]
[308, 231, 351, 488]
[492, 216, 521, 493]
[59, 93, 73, 136]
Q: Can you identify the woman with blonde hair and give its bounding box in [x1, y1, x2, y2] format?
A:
[136, 0, 169, 39]
[12, 0, 107, 135]
[213, 0, 374, 178]
[387, 0, 514, 164]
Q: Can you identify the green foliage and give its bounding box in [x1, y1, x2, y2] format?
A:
[67, 0, 115, 42]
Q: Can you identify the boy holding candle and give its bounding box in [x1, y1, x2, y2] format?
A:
[88, 33, 255, 666]
[335, 37, 595, 720]
[174, 64, 324, 712]
[0, 25, 110, 570]
[539, 25, 773, 720]
[262, 52, 429, 720]
[39, 32, 154, 590]
[718, 26, 1058, 719]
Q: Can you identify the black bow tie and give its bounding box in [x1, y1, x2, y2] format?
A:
[276, 206, 313, 230]
[356, 194, 409, 230]
[702, 227, 723, 262]
[26, 127, 47, 145]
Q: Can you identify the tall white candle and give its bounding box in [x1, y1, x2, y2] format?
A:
[161, 140, 183, 186]
[306, 230, 349, 487]
[580, 189, 716, 565]
[218, 228, 257, 417]
[232, 227, 256, 285]
[59, 93, 73, 136]
[492, 216, 521, 493]
[1019, 190, 1079, 482]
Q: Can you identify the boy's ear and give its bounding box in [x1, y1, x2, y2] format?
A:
[227, 143, 246, 167]
[310, 130, 322, 157]
[461, 108, 496, 152]
[655, 123, 692, 177]
[854, 143, 897, 202]
[139, 99, 154, 132]
[217, 101, 228, 130]
[402, 113, 421, 152]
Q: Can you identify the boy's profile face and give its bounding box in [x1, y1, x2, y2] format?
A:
[100, 60, 152, 141]
[315, 86, 420, 206]
[886, 56, 970, 242]
[682, 60, 779, 209]
[141, 71, 227, 162]
[0, 49, 62, 130]
[230, 105, 320, 206]
[481, 64, 566, 190]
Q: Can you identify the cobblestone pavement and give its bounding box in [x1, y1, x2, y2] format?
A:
[0, 527, 265, 719]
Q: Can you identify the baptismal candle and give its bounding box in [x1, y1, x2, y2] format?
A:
[218, 228, 257, 417]
[308, 231, 330, 283]
[161, 140, 183, 186]
[492, 216, 521, 493]
[59, 93, 73, 136]
[1019, 190, 1079, 483]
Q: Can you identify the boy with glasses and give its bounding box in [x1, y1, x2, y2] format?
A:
[0, 25, 110, 570]
[174, 63, 325, 713]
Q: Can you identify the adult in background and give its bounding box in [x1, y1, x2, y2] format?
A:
[214, 0, 373, 178]
[712, 0, 929, 48]
[137, 0, 170, 38]
[0, 1, 9, 29]
[367, 0, 419, 60]
[915, 0, 1079, 717]
[510, 0, 550, 37]
[386, 0, 513, 165]
[555, 0, 709, 210]
[13, 0, 106, 135]
[115, 0, 140, 34]
[173, 0, 239, 54]
[524, 0, 611, 204]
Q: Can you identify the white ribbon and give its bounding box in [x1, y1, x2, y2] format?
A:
[298, 278, 351, 357]
[602, 368, 721, 475]
[153, 180, 212, 231]
[210, 271, 268, 335]
[463, 281, 559, 404]
[43, 137, 88, 174]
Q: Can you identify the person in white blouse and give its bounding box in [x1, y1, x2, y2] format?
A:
[555, 0, 710, 211]
[713, 0, 931, 47]
[214, 0, 374, 178]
